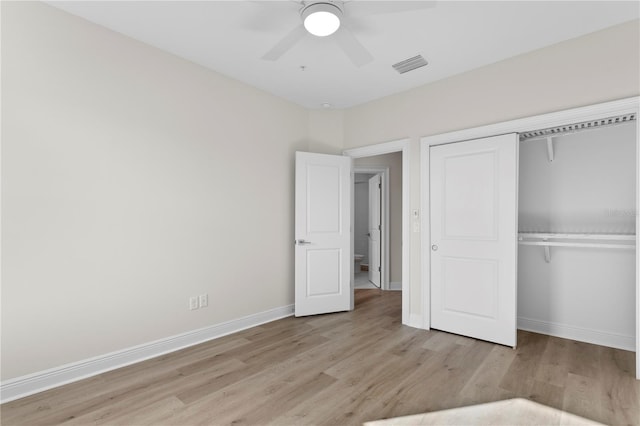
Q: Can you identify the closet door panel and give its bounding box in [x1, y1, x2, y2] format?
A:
[442, 149, 497, 239]
[430, 133, 518, 347]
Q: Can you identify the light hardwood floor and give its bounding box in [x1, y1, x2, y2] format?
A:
[2, 290, 638, 425]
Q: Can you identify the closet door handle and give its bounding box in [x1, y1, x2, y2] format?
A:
[431, 244, 438, 251]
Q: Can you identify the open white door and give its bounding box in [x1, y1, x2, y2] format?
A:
[430, 134, 518, 347]
[295, 152, 352, 317]
[368, 174, 381, 288]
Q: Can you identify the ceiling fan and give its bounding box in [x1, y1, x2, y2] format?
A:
[258, 1, 436, 68]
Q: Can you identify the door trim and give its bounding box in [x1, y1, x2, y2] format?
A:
[354, 168, 389, 290]
[344, 139, 411, 326]
[420, 96, 640, 379]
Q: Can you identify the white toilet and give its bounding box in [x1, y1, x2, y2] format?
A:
[354, 254, 364, 271]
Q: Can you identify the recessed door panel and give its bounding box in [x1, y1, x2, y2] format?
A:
[442, 257, 498, 319]
[307, 249, 342, 296]
[444, 151, 497, 240]
[307, 165, 341, 234]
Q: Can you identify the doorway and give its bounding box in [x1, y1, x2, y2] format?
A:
[354, 171, 384, 289]
[344, 139, 410, 322]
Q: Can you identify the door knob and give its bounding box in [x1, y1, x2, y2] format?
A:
[295, 239, 312, 245]
[431, 244, 438, 251]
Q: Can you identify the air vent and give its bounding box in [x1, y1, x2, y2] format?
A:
[520, 113, 637, 141]
[392, 55, 428, 74]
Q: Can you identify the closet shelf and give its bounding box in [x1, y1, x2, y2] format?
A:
[518, 232, 635, 241]
[518, 232, 636, 262]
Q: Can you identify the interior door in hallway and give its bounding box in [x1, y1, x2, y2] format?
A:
[295, 152, 352, 316]
[429, 133, 518, 347]
[368, 174, 382, 288]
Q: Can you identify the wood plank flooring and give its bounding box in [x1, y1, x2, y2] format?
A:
[2, 290, 638, 425]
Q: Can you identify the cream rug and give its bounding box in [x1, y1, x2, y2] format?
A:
[364, 398, 603, 426]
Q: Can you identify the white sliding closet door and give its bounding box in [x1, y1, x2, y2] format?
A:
[430, 134, 518, 347]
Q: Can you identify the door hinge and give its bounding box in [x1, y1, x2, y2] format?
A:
[378, 266, 381, 272]
[378, 225, 381, 230]
[378, 183, 381, 189]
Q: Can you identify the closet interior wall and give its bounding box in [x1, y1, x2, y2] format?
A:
[517, 121, 637, 350]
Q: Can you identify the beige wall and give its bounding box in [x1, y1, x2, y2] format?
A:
[2, 2, 639, 382]
[1, 2, 308, 379]
[307, 110, 345, 155]
[344, 20, 640, 145]
[343, 19, 640, 315]
[354, 153, 402, 283]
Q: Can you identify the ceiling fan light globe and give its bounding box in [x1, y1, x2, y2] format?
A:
[304, 11, 340, 36]
[302, 3, 342, 37]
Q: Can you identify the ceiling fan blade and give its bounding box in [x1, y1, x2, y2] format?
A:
[345, 1, 436, 18]
[334, 27, 374, 68]
[243, 1, 302, 33]
[261, 25, 307, 61]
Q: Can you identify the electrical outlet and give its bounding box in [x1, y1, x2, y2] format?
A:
[189, 296, 199, 310]
[199, 293, 208, 308]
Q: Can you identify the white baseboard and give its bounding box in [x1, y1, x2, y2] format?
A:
[0, 304, 294, 403]
[389, 281, 402, 291]
[517, 317, 635, 351]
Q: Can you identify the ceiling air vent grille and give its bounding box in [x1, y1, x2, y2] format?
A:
[520, 113, 637, 141]
[392, 55, 428, 74]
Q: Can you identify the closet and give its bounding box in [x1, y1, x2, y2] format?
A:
[517, 116, 636, 352]
[422, 98, 639, 379]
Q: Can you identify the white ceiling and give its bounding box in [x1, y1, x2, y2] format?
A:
[47, 1, 639, 109]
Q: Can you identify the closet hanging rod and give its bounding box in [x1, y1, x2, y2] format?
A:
[519, 113, 636, 142]
[518, 232, 636, 241]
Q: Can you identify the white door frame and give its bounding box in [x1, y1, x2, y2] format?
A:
[420, 96, 640, 379]
[344, 139, 411, 325]
[354, 168, 389, 290]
